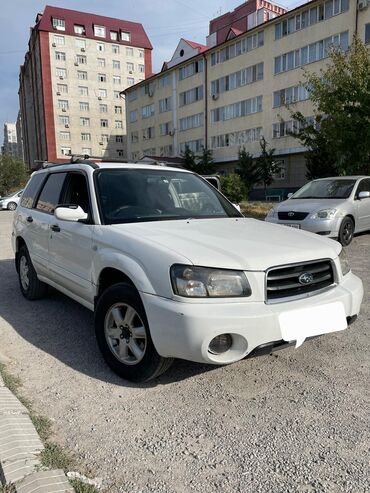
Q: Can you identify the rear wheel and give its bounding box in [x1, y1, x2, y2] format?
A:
[338, 216, 354, 246]
[17, 246, 48, 300]
[7, 202, 17, 211]
[95, 283, 173, 382]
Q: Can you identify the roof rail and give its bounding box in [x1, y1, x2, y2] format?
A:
[38, 155, 98, 170]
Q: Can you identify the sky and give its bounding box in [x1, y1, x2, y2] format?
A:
[0, 0, 299, 144]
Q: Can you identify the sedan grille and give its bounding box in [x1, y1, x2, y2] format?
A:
[266, 260, 335, 303]
[278, 211, 309, 221]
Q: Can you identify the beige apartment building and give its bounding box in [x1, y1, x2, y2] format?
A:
[125, 0, 370, 190]
[19, 6, 152, 169]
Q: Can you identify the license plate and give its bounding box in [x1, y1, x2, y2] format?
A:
[279, 302, 347, 348]
[283, 223, 300, 229]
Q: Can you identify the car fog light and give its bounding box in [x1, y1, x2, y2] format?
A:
[208, 334, 233, 355]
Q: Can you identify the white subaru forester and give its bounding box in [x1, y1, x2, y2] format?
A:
[12, 160, 363, 382]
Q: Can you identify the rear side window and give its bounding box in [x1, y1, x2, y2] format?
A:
[20, 173, 45, 209]
[35, 173, 67, 213]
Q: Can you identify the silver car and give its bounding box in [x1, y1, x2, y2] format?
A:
[265, 176, 370, 246]
[0, 190, 23, 211]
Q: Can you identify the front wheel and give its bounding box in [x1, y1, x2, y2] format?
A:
[95, 283, 173, 382]
[7, 202, 17, 211]
[17, 245, 48, 300]
[338, 216, 354, 246]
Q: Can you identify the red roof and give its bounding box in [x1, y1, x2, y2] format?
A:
[37, 5, 152, 49]
[183, 39, 208, 53]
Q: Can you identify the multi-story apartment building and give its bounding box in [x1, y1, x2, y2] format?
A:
[125, 0, 370, 189]
[2, 122, 19, 158]
[19, 6, 152, 169]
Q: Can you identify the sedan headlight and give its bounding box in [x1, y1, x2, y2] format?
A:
[170, 265, 252, 298]
[339, 249, 351, 276]
[310, 208, 338, 220]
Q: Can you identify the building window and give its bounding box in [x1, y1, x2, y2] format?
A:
[82, 147, 91, 155]
[131, 131, 139, 143]
[179, 113, 203, 131]
[81, 133, 91, 141]
[159, 122, 172, 136]
[114, 91, 121, 99]
[52, 18, 65, 31]
[159, 97, 172, 113]
[272, 118, 314, 138]
[100, 119, 108, 127]
[159, 145, 173, 156]
[179, 60, 203, 80]
[76, 54, 87, 64]
[127, 77, 135, 86]
[112, 44, 120, 54]
[117, 149, 124, 157]
[59, 131, 70, 140]
[121, 31, 131, 41]
[101, 134, 109, 143]
[179, 139, 203, 154]
[98, 88, 107, 98]
[211, 63, 264, 96]
[58, 115, 69, 125]
[98, 73, 107, 82]
[211, 95, 263, 123]
[94, 25, 106, 37]
[97, 43, 105, 52]
[56, 67, 66, 78]
[74, 24, 85, 35]
[158, 74, 171, 88]
[75, 38, 86, 49]
[138, 49, 144, 58]
[58, 100, 69, 110]
[129, 110, 138, 123]
[53, 35, 65, 45]
[273, 160, 286, 180]
[78, 86, 88, 96]
[142, 104, 155, 119]
[110, 31, 118, 40]
[127, 90, 137, 101]
[143, 127, 155, 139]
[126, 47, 134, 56]
[113, 60, 121, 69]
[97, 58, 106, 68]
[61, 147, 71, 155]
[211, 31, 264, 66]
[114, 105, 122, 114]
[77, 71, 87, 80]
[115, 120, 123, 128]
[179, 86, 204, 106]
[116, 135, 124, 143]
[113, 75, 121, 85]
[366, 24, 370, 44]
[138, 64, 145, 73]
[210, 127, 262, 149]
[100, 104, 108, 113]
[79, 102, 89, 111]
[55, 51, 66, 61]
[57, 84, 68, 94]
[127, 62, 134, 72]
[272, 85, 309, 107]
[80, 117, 90, 126]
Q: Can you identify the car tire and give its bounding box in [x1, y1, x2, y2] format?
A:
[95, 282, 173, 382]
[338, 216, 354, 246]
[17, 245, 48, 300]
[7, 202, 17, 211]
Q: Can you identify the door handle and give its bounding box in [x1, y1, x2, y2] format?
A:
[26, 216, 33, 223]
[50, 224, 60, 232]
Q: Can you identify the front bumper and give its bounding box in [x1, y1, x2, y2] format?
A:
[141, 272, 363, 364]
[265, 216, 343, 237]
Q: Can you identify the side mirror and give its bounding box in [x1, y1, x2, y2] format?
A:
[54, 205, 88, 222]
[287, 193, 293, 198]
[233, 203, 241, 212]
[358, 191, 370, 199]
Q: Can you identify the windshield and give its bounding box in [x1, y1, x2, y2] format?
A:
[95, 169, 241, 224]
[291, 179, 356, 199]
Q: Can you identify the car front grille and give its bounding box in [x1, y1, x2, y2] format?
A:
[266, 259, 335, 303]
[278, 211, 309, 221]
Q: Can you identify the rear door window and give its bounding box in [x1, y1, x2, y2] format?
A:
[20, 173, 46, 209]
[35, 173, 67, 213]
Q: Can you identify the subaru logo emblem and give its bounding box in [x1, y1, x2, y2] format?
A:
[288, 211, 295, 217]
[298, 272, 314, 285]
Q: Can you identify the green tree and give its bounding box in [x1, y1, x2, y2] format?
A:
[220, 173, 246, 203]
[196, 147, 216, 175]
[256, 137, 279, 196]
[181, 145, 197, 172]
[236, 147, 261, 194]
[0, 155, 28, 196]
[290, 37, 370, 175]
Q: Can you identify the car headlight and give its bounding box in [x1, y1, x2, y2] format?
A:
[170, 264, 252, 298]
[339, 249, 351, 276]
[310, 208, 337, 220]
[266, 207, 276, 218]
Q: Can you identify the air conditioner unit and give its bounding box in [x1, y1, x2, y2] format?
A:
[358, 0, 368, 9]
[211, 93, 219, 101]
[59, 76, 64, 80]
[65, 124, 69, 128]
[81, 47, 86, 52]
[52, 42, 56, 47]
[56, 91, 61, 95]
[169, 129, 175, 136]
[99, 142, 103, 145]
[129, 70, 133, 74]
[98, 96, 102, 100]
[62, 108, 67, 112]
[74, 62, 79, 66]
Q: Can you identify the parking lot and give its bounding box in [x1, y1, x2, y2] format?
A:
[0, 210, 369, 493]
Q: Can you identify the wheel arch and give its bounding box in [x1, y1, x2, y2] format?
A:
[15, 236, 27, 272]
[96, 267, 137, 301]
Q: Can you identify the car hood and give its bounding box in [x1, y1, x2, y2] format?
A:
[275, 198, 347, 212]
[111, 218, 341, 271]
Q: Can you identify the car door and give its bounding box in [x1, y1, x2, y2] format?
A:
[355, 178, 370, 231]
[48, 171, 94, 304]
[27, 172, 67, 277]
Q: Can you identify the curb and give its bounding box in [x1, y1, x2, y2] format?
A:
[0, 371, 74, 492]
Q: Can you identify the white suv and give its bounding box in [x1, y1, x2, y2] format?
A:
[12, 160, 363, 382]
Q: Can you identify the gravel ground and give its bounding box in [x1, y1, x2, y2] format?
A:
[0, 210, 369, 493]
